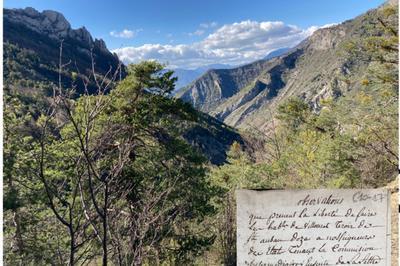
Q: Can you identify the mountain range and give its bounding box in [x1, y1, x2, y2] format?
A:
[171, 48, 290, 93]
[3, 4, 392, 163]
[175, 8, 383, 130]
[172, 64, 233, 93]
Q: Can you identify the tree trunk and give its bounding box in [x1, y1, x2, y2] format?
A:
[12, 210, 24, 255]
[68, 224, 75, 266]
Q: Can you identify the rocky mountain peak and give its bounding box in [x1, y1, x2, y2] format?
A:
[303, 26, 346, 51]
[4, 7, 125, 94]
[4, 7, 99, 48]
[42, 9, 71, 31]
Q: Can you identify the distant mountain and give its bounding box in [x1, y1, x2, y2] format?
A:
[194, 63, 234, 72]
[172, 63, 233, 93]
[176, 6, 386, 130]
[172, 68, 204, 92]
[263, 47, 291, 60]
[176, 59, 273, 112]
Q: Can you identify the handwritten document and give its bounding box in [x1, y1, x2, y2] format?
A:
[237, 189, 391, 266]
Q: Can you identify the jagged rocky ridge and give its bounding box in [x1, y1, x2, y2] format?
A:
[4, 7, 123, 93]
[5, 7, 104, 48]
[176, 7, 383, 130]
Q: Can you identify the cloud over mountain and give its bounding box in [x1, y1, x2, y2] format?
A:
[113, 20, 320, 69]
[110, 29, 142, 38]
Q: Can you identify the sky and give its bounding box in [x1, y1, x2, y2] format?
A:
[4, 0, 385, 69]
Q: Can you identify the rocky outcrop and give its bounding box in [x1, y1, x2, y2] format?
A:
[4, 7, 103, 48]
[4, 7, 123, 93]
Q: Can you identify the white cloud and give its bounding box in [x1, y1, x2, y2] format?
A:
[113, 20, 324, 69]
[189, 22, 217, 36]
[321, 23, 338, 29]
[200, 22, 218, 28]
[110, 29, 142, 39]
[189, 29, 205, 36]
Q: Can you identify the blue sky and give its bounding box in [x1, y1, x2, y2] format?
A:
[4, 0, 385, 68]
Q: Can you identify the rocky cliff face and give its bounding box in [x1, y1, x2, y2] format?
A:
[177, 6, 384, 130]
[4, 7, 109, 52]
[4, 7, 123, 93]
[176, 59, 273, 112]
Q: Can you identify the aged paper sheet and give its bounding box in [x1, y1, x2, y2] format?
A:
[237, 189, 391, 266]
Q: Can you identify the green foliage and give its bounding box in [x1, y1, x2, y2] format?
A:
[96, 61, 218, 264]
[3, 90, 68, 265]
[4, 61, 221, 264]
[276, 97, 311, 131]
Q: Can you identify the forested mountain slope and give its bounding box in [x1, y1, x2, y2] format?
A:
[3, 7, 243, 165]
